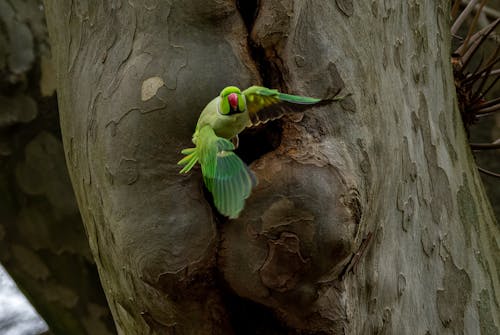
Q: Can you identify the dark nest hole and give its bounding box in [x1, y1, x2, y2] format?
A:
[217, 277, 291, 335]
[236, 0, 260, 31]
[235, 120, 282, 164]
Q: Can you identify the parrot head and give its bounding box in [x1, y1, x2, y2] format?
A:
[219, 86, 246, 115]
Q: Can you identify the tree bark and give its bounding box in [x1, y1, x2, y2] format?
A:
[44, 1, 499, 334]
[0, 1, 115, 334]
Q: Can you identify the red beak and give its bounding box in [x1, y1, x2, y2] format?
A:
[228, 93, 238, 110]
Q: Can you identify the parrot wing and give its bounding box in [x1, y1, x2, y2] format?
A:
[197, 125, 257, 218]
[242, 86, 326, 126]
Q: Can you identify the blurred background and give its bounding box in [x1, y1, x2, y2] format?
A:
[0, 265, 47, 335]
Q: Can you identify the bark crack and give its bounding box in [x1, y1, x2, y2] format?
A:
[236, 0, 259, 32]
[236, 0, 286, 89]
[234, 0, 286, 164]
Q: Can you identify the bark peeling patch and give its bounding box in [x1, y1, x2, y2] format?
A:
[416, 92, 453, 223]
[115, 158, 139, 185]
[436, 258, 471, 332]
[397, 137, 417, 232]
[407, 0, 420, 29]
[335, 0, 354, 17]
[397, 273, 406, 297]
[341, 188, 362, 226]
[457, 174, 478, 247]
[421, 226, 436, 257]
[259, 232, 308, 292]
[438, 112, 457, 163]
[401, 196, 414, 232]
[477, 289, 499, 335]
[357, 138, 372, 186]
[141, 76, 165, 101]
[393, 39, 404, 72]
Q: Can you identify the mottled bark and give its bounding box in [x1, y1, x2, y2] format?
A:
[44, 1, 499, 334]
[0, 1, 115, 334]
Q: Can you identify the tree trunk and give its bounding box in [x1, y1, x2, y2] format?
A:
[44, 1, 499, 334]
[0, 0, 115, 334]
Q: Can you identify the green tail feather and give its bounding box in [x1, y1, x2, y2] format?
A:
[210, 150, 255, 218]
[178, 148, 199, 174]
[277, 92, 321, 104]
[197, 125, 257, 218]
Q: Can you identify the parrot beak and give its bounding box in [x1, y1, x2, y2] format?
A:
[228, 93, 238, 110]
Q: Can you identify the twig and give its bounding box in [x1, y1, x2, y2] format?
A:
[470, 141, 500, 150]
[455, 18, 500, 57]
[478, 166, 500, 178]
[470, 96, 500, 110]
[473, 75, 500, 103]
[461, 0, 500, 20]
[463, 0, 488, 56]
[460, 18, 500, 70]
[474, 102, 500, 114]
[452, 0, 480, 35]
[465, 67, 500, 84]
[452, 0, 463, 19]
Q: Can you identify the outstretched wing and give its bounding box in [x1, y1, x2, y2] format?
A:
[243, 86, 325, 126]
[197, 125, 257, 218]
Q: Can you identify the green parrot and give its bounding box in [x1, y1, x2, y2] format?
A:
[178, 86, 344, 219]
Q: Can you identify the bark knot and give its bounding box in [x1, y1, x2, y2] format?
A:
[259, 232, 309, 292]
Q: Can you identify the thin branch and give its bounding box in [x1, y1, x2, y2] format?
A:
[452, 0, 480, 35]
[461, 0, 500, 20]
[465, 66, 500, 84]
[489, 68, 500, 76]
[455, 18, 500, 57]
[452, 1, 463, 19]
[474, 102, 500, 114]
[460, 18, 500, 70]
[473, 75, 500, 103]
[470, 142, 500, 149]
[469, 52, 486, 77]
[477, 166, 500, 178]
[470, 97, 500, 111]
[473, 45, 500, 76]
[462, 0, 488, 55]
[470, 58, 498, 102]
